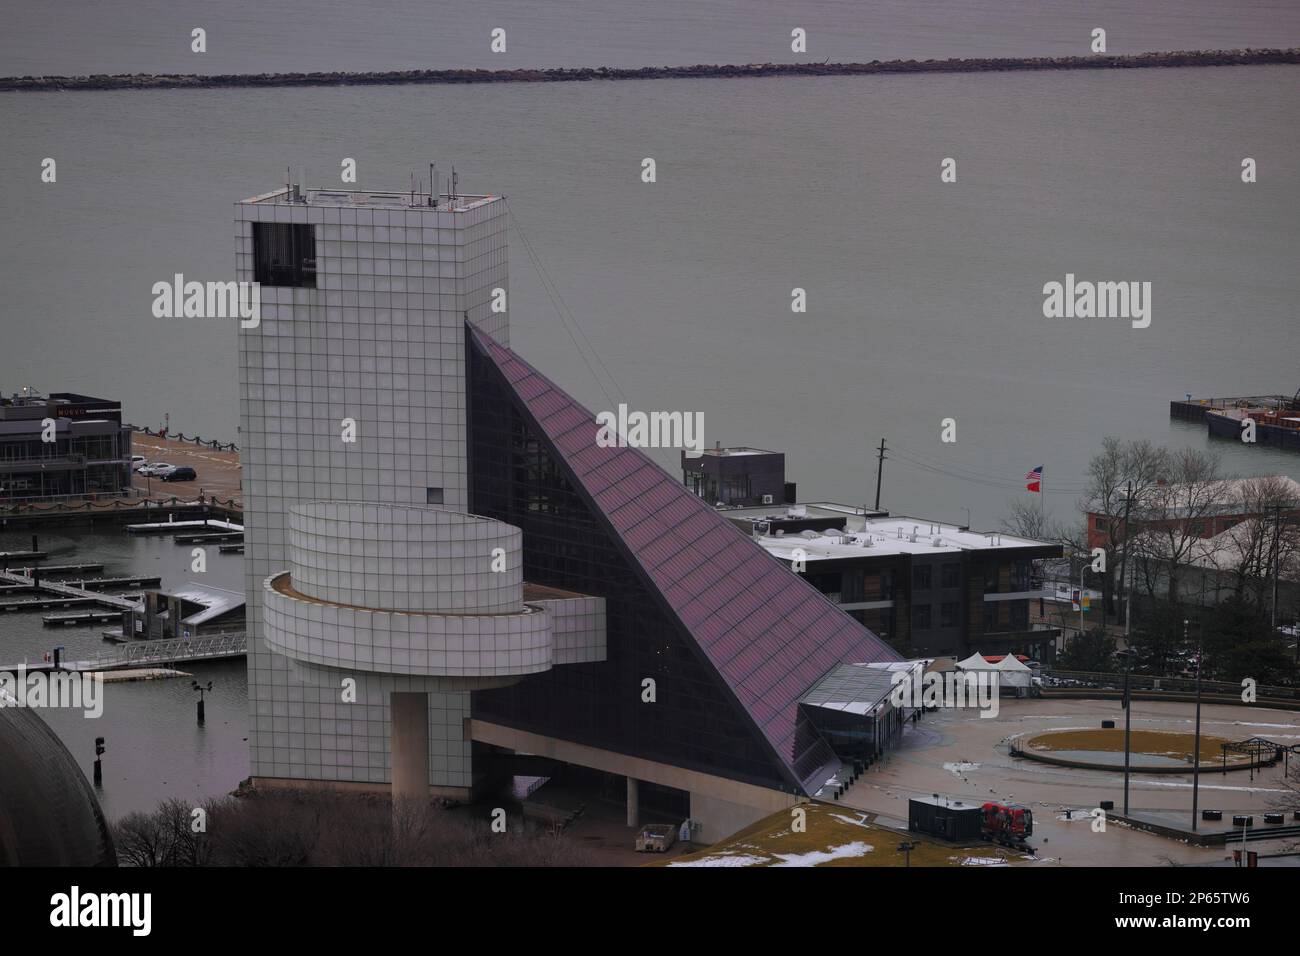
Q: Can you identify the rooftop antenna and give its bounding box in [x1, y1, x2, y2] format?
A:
[451, 165, 458, 201]
[428, 163, 436, 206]
[285, 165, 291, 199]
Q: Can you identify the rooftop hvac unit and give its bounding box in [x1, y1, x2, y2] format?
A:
[761, 494, 774, 505]
[933, 537, 944, 547]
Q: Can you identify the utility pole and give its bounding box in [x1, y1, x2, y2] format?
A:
[874, 438, 887, 512]
[1116, 482, 1133, 627]
[1271, 503, 1282, 633]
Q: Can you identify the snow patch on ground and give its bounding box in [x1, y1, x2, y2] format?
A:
[770, 841, 874, 867]
[955, 855, 1008, 866]
[829, 813, 871, 828]
[667, 853, 767, 868]
[943, 761, 980, 775]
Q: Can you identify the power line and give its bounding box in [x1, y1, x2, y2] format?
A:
[889, 440, 1090, 490]
[504, 198, 627, 411]
[887, 447, 1090, 494]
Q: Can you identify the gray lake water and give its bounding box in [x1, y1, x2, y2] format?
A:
[3, 63, 1298, 527]
[2, 3, 1299, 821]
[4, 0, 1300, 75]
[0, 529, 247, 820]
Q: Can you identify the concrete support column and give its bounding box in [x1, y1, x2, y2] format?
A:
[390, 692, 430, 805]
[626, 775, 640, 827]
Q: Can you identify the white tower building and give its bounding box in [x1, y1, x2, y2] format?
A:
[234, 182, 565, 798]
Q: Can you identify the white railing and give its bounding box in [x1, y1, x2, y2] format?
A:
[68, 632, 247, 670]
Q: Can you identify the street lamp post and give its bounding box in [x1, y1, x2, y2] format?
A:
[1191, 621, 1203, 832]
[1121, 648, 1135, 815]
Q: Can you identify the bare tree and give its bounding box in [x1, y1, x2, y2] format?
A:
[1002, 498, 1061, 543]
[1132, 448, 1228, 605]
[1217, 476, 1300, 612]
[111, 797, 216, 866]
[1077, 437, 1168, 618]
[112, 791, 597, 867]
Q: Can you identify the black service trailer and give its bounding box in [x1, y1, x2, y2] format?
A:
[908, 796, 983, 842]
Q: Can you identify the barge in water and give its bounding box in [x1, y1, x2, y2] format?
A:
[1171, 392, 1300, 451]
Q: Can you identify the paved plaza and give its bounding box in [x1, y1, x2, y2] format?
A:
[838, 697, 1300, 865]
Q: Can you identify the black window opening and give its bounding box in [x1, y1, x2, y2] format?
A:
[940, 563, 961, 589]
[913, 604, 932, 629]
[253, 223, 316, 287]
[426, 487, 444, 505]
[912, 564, 932, 590]
[940, 601, 959, 628]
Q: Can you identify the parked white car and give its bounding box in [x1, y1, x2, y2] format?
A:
[139, 462, 175, 477]
[130, 455, 148, 472]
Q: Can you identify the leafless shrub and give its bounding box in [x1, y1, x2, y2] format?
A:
[113, 790, 596, 867]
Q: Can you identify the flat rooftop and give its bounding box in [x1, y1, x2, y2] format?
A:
[752, 513, 1052, 561]
[725, 502, 886, 522]
[687, 446, 781, 458]
[240, 186, 500, 213]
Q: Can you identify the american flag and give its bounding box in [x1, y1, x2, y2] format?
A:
[1025, 465, 1043, 493]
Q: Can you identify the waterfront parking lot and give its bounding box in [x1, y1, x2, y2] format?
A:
[128, 435, 242, 504]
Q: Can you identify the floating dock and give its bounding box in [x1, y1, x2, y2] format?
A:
[12, 563, 104, 576]
[0, 550, 47, 562]
[43, 609, 123, 627]
[126, 517, 243, 535]
[173, 532, 243, 544]
[63, 575, 162, 591]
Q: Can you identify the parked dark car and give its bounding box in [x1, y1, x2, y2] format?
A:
[161, 467, 197, 482]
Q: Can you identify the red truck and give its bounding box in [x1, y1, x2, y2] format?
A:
[981, 802, 1034, 847]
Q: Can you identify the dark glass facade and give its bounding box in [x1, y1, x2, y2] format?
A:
[467, 334, 793, 791]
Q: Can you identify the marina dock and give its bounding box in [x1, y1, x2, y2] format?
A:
[0, 550, 47, 562]
[126, 518, 243, 535]
[43, 609, 123, 626]
[0, 569, 141, 613]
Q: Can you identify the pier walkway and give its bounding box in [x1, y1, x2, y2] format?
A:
[0, 632, 247, 673]
[66, 632, 247, 671]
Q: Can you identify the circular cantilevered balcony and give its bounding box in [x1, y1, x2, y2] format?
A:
[261, 502, 553, 679]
